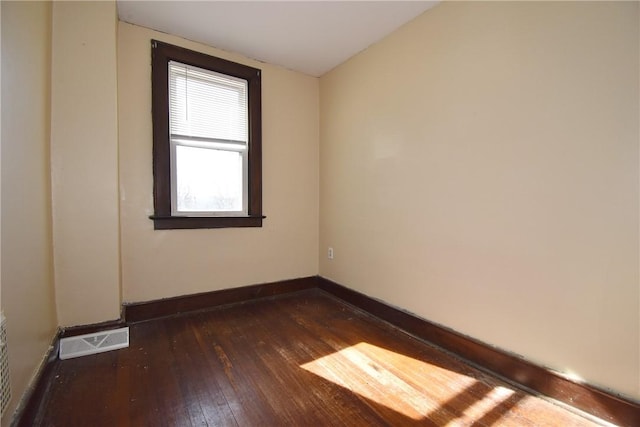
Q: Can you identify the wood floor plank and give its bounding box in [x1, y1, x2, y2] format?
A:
[196, 308, 290, 425]
[272, 294, 485, 422]
[241, 299, 386, 426]
[274, 295, 468, 424]
[25, 290, 603, 426]
[164, 315, 238, 426]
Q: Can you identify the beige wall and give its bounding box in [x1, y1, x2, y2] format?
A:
[50, 1, 120, 326]
[320, 1, 639, 399]
[117, 23, 319, 303]
[1, 1, 57, 422]
[1, 0, 637, 419]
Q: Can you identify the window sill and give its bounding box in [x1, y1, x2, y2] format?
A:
[150, 215, 266, 230]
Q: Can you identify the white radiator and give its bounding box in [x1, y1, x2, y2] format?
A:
[0, 312, 11, 417]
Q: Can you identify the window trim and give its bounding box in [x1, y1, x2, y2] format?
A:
[150, 40, 264, 230]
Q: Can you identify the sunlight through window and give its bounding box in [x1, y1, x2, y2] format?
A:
[300, 342, 524, 423]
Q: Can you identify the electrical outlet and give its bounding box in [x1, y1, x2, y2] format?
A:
[328, 247, 334, 260]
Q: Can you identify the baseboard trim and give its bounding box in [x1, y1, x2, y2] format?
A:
[60, 318, 126, 338]
[124, 276, 317, 323]
[10, 276, 316, 425]
[12, 276, 638, 427]
[317, 276, 639, 427]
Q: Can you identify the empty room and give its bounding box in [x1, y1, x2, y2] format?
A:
[1, 1, 638, 426]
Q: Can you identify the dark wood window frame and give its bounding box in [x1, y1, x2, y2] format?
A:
[149, 40, 264, 230]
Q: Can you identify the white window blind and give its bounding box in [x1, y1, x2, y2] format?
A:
[169, 61, 248, 143]
[168, 61, 249, 215]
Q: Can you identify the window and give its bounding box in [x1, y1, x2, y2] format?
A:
[150, 40, 263, 229]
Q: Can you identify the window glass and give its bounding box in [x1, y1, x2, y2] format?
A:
[174, 145, 244, 213]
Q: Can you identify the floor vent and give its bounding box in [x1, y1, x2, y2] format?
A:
[59, 327, 129, 360]
[1, 312, 11, 417]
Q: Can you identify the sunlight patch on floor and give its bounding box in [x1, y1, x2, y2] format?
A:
[301, 342, 521, 422]
[452, 386, 523, 426]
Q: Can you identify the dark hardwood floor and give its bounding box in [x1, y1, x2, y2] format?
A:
[23, 290, 603, 426]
